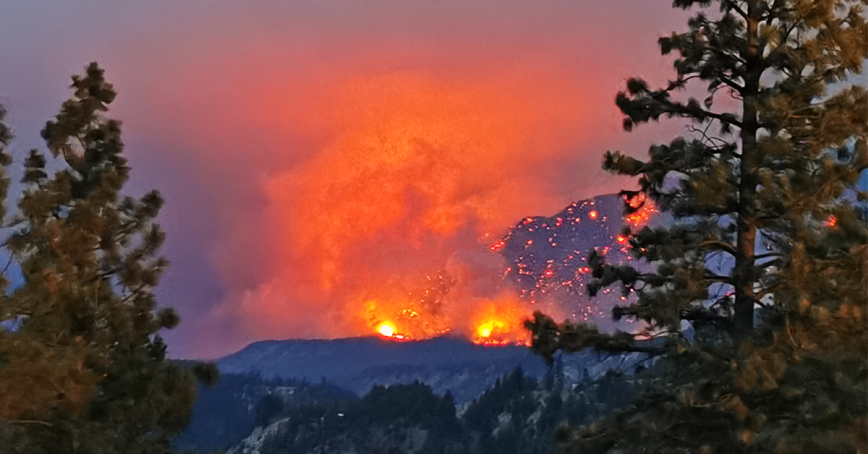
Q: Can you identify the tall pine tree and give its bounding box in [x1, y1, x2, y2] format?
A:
[0, 63, 217, 453]
[527, 1, 868, 452]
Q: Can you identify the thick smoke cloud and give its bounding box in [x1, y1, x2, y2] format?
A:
[0, 1, 688, 357]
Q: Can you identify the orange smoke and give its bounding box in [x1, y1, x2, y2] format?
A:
[214, 71, 585, 342]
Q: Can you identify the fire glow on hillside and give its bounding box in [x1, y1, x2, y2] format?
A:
[366, 198, 657, 346]
[217, 72, 660, 349]
[365, 290, 533, 345]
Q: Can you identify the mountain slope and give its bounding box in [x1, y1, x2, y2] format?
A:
[218, 335, 640, 403]
[218, 336, 546, 402]
[217, 193, 658, 401]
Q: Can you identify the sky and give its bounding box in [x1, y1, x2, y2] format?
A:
[0, 1, 698, 358]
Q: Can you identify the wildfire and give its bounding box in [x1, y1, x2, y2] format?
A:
[362, 292, 452, 341]
[353, 192, 657, 345]
[489, 240, 507, 253]
[468, 296, 533, 346]
[364, 294, 533, 346]
[477, 320, 505, 338]
[625, 199, 656, 229]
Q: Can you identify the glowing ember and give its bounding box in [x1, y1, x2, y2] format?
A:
[625, 199, 656, 228]
[826, 215, 838, 227]
[377, 323, 396, 338]
[616, 235, 627, 243]
[588, 210, 598, 220]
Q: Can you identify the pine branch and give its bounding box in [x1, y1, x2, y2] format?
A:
[682, 308, 732, 325]
[698, 239, 737, 255]
[716, 73, 745, 93]
[754, 287, 776, 303]
[755, 258, 782, 271]
[669, 102, 743, 128]
[664, 74, 703, 92]
[5, 420, 52, 427]
[687, 124, 738, 152]
[765, 21, 799, 62]
[720, 0, 748, 20]
[704, 273, 735, 285]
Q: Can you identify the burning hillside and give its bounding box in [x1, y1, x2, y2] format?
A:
[497, 194, 656, 330]
[362, 194, 657, 345]
[210, 73, 659, 348]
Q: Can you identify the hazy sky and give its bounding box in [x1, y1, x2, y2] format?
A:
[0, 1, 698, 358]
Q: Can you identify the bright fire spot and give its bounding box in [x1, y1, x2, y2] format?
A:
[490, 240, 506, 252]
[625, 199, 656, 229]
[588, 210, 598, 220]
[477, 321, 503, 338]
[469, 297, 536, 346]
[616, 235, 627, 244]
[826, 215, 837, 227]
[377, 323, 396, 338]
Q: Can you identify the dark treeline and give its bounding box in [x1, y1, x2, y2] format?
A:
[180, 363, 643, 454]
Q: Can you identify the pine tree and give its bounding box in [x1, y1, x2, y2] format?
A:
[0, 63, 217, 453]
[527, 1, 868, 452]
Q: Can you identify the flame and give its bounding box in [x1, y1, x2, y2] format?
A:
[625, 199, 656, 229]
[377, 323, 396, 338]
[490, 240, 506, 252]
[364, 293, 535, 345]
[361, 294, 451, 341]
[469, 296, 533, 345]
[477, 320, 505, 338]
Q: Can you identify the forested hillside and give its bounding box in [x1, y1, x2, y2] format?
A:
[188, 361, 643, 454]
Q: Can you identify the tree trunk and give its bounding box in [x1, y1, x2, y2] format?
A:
[734, 2, 761, 339]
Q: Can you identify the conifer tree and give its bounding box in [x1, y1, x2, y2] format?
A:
[527, 1, 868, 452]
[0, 63, 217, 453]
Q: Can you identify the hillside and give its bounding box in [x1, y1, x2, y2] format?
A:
[217, 335, 640, 404]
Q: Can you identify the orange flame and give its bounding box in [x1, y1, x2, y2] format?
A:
[468, 296, 533, 345]
[625, 199, 656, 229]
[377, 323, 396, 338]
